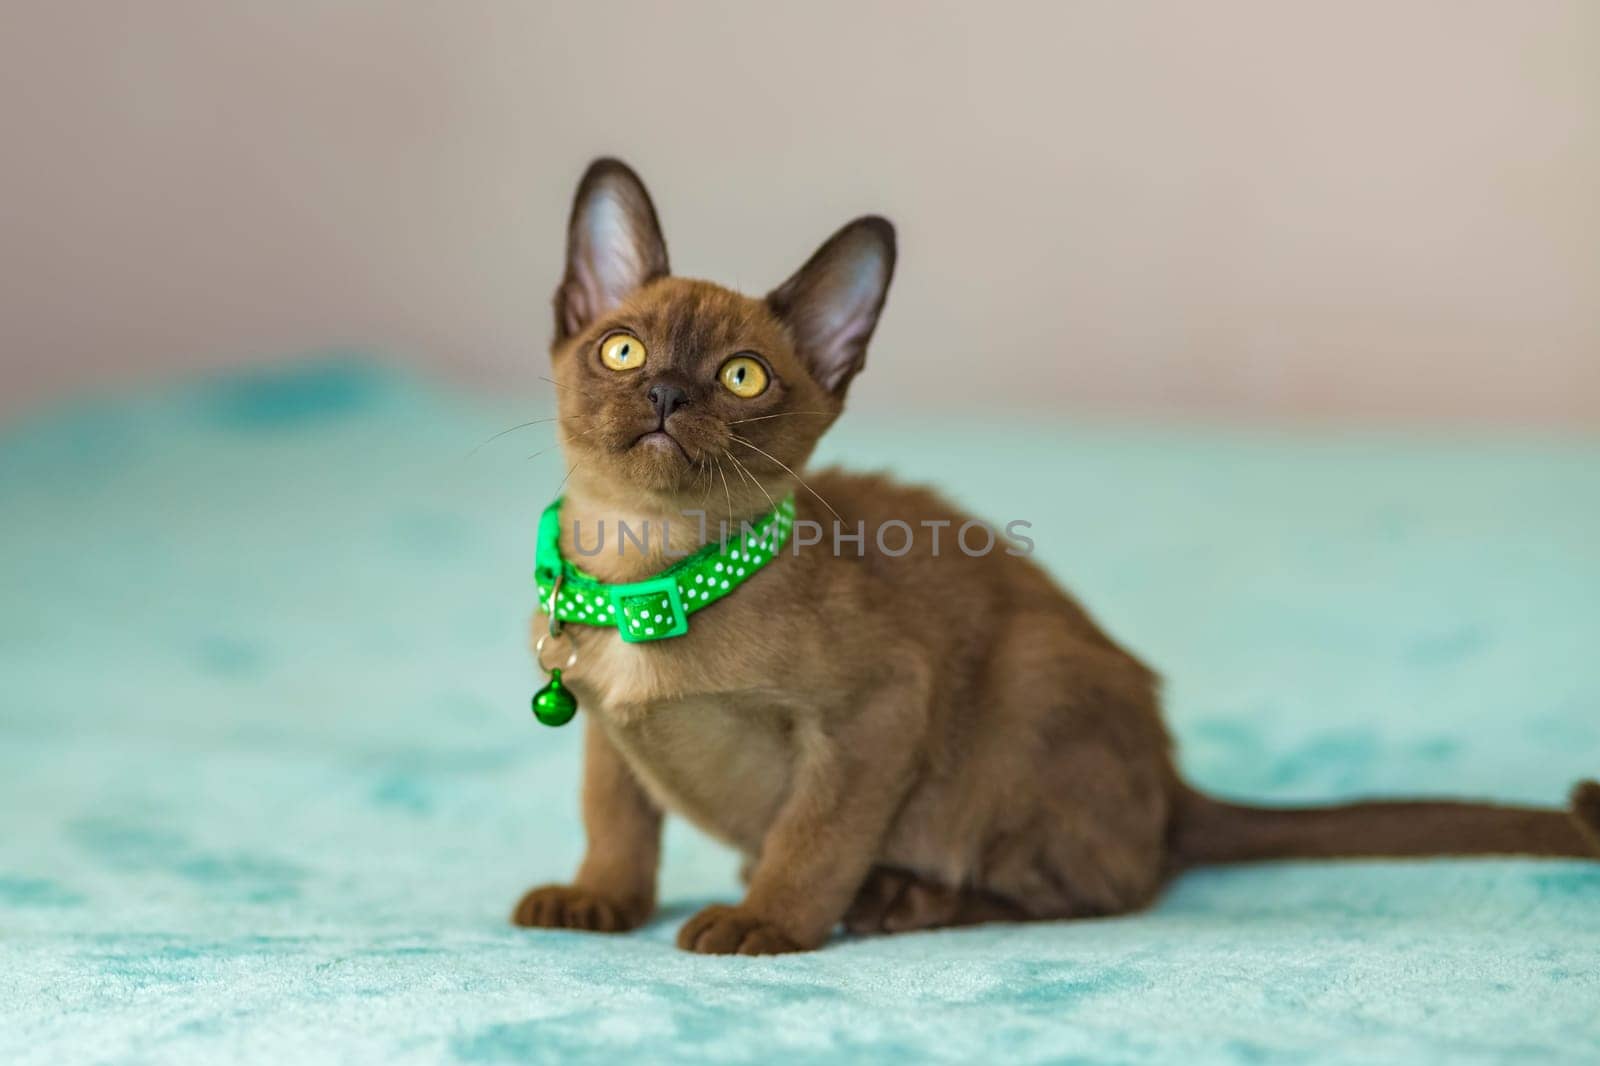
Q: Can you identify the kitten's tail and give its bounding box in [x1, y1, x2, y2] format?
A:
[1171, 779, 1600, 867]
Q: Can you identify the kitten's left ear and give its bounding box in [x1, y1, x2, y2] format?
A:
[554, 158, 670, 341]
[767, 216, 896, 395]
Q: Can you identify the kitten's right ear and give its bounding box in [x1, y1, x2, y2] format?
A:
[554, 158, 669, 340]
[767, 216, 896, 396]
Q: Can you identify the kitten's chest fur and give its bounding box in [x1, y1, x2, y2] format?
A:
[545, 610, 817, 853]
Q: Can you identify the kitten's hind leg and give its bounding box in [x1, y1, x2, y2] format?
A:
[843, 866, 1023, 935]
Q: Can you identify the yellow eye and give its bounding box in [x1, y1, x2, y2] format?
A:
[600, 332, 646, 371]
[719, 355, 769, 398]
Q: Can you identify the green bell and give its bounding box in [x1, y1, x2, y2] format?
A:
[531, 668, 578, 727]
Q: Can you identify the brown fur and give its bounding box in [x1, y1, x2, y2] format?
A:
[511, 159, 1600, 954]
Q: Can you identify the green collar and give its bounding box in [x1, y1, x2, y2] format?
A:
[535, 495, 796, 643]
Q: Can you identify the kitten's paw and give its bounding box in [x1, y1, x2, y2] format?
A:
[676, 904, 805, 955]
[511, 884, 648, 933]
[845, 867, 958, 934]
[846, 866, 1026, 934]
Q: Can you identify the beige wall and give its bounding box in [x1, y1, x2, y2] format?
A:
[2, 1, 1596, 424]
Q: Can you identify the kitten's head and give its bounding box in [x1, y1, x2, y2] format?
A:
[547, 159, 895, 510]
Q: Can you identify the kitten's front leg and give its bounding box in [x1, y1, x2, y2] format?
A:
[513, 716, 662, 933]
[678, 686, 923, 955]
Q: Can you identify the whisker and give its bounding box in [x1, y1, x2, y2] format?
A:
[715, 456, 735, 531]
[691, 456, 708, 502]
[729, 435, 842, 524]
[524, 424, 600, 462]
[551, 459, 585, 498]
[691, 455, 717, 514]
[468, 416, 565, 457]
[725, 411, 834, 427]
[725, 449, 779, 521]
[539, 375, 597, 401]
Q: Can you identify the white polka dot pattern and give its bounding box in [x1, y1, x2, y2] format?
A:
[534, 495, 796, 643]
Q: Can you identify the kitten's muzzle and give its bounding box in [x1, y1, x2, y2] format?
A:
[633, 429, 690, 461]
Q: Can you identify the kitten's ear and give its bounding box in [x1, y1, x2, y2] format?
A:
[767, 217, 896, 395]
[554, 158, 670, 340]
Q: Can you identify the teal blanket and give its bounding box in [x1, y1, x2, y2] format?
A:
[3, 358, 1597, 1064]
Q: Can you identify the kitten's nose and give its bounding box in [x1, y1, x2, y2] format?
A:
[647, 383, 688, 422]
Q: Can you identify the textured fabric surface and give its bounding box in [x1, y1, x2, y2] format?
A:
[3, 358, 1597, 1065]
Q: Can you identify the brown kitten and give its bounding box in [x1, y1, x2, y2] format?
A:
[511, 158, 1600, 954]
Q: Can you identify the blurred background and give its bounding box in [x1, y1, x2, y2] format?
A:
[3, 0, 1596, 424]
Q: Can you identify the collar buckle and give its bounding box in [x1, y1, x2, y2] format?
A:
[610, 575, 690, 643]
